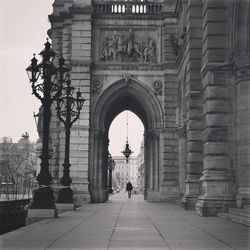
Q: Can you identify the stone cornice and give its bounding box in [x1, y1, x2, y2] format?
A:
[49, 6, 93, 23]
[49, 14, 63, 23]
[201, 59, 250, 79]
[69, 5, 93, 15]
[92, 62, 168, 71]
[93, 12, 175, 20]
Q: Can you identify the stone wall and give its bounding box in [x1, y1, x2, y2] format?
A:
[231, 0, 250, 207]
[172, 0, 204, 209]
[48, 0, 250, 213]
[195, 0, 235, 216]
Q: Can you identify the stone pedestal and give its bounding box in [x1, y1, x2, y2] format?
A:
[73, 192, 91, 207]
[182, 175, 201, 210]
[56, 203, 75, 213]
[196, 196, 235, 217]
[91, 189, 108, 203]
[28, 208, 58, 218]
[147, 191, 161, 202]
[236, 187, 250, 208]
[195, 170, 235, 216]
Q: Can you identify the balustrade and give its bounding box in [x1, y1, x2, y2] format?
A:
[94, 1, 163, 15]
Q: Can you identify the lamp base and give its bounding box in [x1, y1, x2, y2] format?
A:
[30, 186, 55, 209]
[57, 187, 73, 203]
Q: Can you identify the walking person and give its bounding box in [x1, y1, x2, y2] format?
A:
[126, 181, 133, 199]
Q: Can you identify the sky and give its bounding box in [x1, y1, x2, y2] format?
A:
[0, 0, 144, 156]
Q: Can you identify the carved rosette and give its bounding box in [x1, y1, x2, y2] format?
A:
[153, 81, 162, 95]
[92, 79, 103, 94]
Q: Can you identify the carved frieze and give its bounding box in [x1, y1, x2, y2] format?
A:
[100, 28, 156, 63]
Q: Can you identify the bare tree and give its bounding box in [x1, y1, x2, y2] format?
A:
[0, 134, 37, 200]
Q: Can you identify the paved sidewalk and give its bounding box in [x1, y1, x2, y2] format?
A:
[0, 193, 249, 250]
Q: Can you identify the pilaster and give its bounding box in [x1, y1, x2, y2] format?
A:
[69, 3, 92, 205]
[161, 73, 179, 202]
[196, 0, 235, 216]
[145, 130, 162, 201]
[182, 0, 203, 210]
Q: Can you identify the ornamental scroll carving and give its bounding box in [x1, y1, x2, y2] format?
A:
[101, 29, 156, 63]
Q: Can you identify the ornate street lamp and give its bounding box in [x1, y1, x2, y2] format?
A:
[26, 39, 69, 209]
[122, 142, 133, 164]
[121, 111, 133, 163]
[56, 80, 85, 203]
[107, 152, 116, 193]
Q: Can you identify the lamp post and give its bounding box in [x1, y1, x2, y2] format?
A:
[26, 39, 69, 208]
[56, 80, 85, 203]
[108, 153, 115, 194]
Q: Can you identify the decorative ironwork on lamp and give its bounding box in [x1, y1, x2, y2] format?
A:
[56, 80, 85, 203]
[121, 111, 133, 163]
[26, 38, 70, 209]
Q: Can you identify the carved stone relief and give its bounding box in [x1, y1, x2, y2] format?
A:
[153, 80, 162, 95]
[92, 79, 103, 94]
[101, 28, 156, 63]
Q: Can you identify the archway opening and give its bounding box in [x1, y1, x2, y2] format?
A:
[89, 78, 163, 203]
[108, 110, 144, 196]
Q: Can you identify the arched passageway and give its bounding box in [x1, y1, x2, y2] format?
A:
[89, 77, 163, 202]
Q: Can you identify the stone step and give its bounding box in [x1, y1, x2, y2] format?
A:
[217, 212, 229, 220]
[243, 205, 250, 211]
[227, 213, 250, 227]
[217, 212, 250, 227]
[229, 208, 250, 218]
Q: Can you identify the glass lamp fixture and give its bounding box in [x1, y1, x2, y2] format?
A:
[121, 111, 133, 163]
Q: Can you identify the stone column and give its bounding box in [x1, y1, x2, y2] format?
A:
[196, 70, 235, 216]
[161, 73, 179, 202]
[146, 130, 161, 201]
[49, 2, 69, 192]
[181, 0, 203, 210]
[195, 0, 235, 216]
[69, 2, 92, 206]
[89, 129, 108, 203]
[176, 124, 187, 197]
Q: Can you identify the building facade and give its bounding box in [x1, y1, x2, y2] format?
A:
[113, 156, 138, 189]
[137, 141, 145, 194]
[48, 0, 250, 216]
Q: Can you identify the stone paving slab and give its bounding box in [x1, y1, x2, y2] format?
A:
[0, 193, 249, 250]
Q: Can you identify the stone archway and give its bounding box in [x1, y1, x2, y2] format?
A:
[89, 77, 163, 203]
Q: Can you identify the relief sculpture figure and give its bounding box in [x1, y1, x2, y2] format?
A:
[143, 37, 156, 62]
[101, 29, 156, 62]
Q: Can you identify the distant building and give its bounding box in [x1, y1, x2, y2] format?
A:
[113, 156, 138, 189]
[137, 141, 145, 194]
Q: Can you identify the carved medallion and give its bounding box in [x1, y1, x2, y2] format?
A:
[92, 79, 103, 94]
[153, 80, 162, 95]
